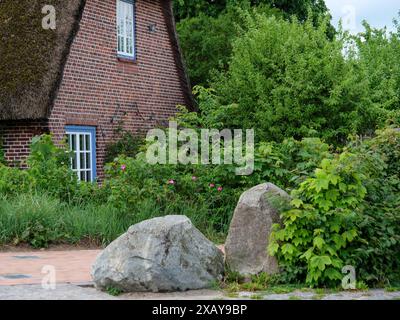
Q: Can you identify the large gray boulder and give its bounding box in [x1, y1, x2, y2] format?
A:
[225, 183, 289, 276]
[92, 215, 224, 293]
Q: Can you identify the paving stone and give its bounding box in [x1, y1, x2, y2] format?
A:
[0, 250, 101, 286]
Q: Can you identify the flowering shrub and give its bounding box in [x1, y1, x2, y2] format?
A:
[103, 153, 241, 236]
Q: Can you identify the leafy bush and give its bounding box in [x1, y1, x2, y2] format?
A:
[0, 134, 100, 204]
[0, 165, 32, 195]
[251, 137, 333, 191]
[348, 128, 400, 286]
[105, 130, 145, 164]
[27, 135, 79, 201]
[175, 0, 334, 86]
[269, 152, 367, 286]
[269, 129, 400, 287]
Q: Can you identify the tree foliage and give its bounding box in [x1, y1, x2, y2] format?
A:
[355, 21, 400, 126]
[177, 5, 281, 86]
[174, 0, 331, 22]
[182, 14, 381, 145]
[175, 0, 334, 86]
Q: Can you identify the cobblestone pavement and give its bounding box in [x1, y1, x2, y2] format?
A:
[0, 285, 399, 300]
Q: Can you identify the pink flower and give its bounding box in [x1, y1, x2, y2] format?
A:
[121, 165, 127, 171]
[168, 179, 176, 185]
[209, 183, 215, 188]
[192, 176, 197, 181]
[218, 187, 223, 192]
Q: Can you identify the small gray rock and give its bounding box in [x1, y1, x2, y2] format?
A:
[92, 215, 224, 293]
[225, 183, 289, 276]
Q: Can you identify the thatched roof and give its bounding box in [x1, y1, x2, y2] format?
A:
[161, 0, 195, 111]
[0, 0, 85, 120]
[0, 0, 194, 121]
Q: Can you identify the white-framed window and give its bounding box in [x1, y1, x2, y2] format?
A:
[66, 126, 96, 182]
[117, 0, 135, 59]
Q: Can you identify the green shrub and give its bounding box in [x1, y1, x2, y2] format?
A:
[348, 128, 400, 286]
[269, 152, 367, 287]
[27, 134, 80, 201]
[0, 134, 102, 205]
[105, 130, 145, 164]
[251, 137, 333, 191]
[269, 129, 400, 287]
[0, 165, 32, 195]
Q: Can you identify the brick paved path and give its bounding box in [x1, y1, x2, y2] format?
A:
[0, 249, 399, 300]
[0, 250, 101, 286]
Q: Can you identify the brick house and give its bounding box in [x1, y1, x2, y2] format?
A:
[0, 0, 192, 181]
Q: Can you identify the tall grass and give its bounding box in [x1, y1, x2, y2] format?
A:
[0, 193, 228, 248]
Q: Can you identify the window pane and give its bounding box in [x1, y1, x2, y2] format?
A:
[72, 152, 77, 170]
[80, 171, 86, 182]
[86, 152, 91, 170]
[86, 134, 91, 151]
[79, 135, 84, 151]
[71, 135, 76, 151]
[87, 171, 92, 182]
[80, 152, 86, 170]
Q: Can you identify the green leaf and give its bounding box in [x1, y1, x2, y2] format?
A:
[274, 229, 286, 241]
[332, 234, 345, 249]
[281, 243, 295, 256]
[314, 170, 330, 192]
[291, 198, 303, 208]
[330, 222, 341, 233]
[300, 248, 314, 261]
[268, 242, 279, 256]
[324, 267, 342, 280]
[342, 229, 358, 242]
[338, 182, 347, 192]
[313, 228, 324, 236]
[310, 255, 332, 271]
[313, 237, 325, 250]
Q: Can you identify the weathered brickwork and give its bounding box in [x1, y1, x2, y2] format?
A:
[0, 121, 48, 167]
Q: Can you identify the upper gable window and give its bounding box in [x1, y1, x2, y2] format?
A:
[117, 0, 135, 59]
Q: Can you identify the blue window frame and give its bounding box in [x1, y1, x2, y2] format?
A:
[117, 0, 136, 60]
[66, 126, 97, 182]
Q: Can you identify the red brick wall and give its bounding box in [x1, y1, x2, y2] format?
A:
[49, 0, 187, 178]
[0, 121, 48, 167]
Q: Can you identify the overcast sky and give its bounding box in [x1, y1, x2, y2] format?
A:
[325, 0, 400, 33]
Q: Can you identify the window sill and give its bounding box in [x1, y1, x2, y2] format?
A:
[117, 55, 137, 64]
